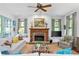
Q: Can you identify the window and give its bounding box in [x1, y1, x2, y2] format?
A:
[5, 20, 11, 34]
[18, 19, 27, 34]
[0, 17, 1, 34]
[3, 17, 13, 37]
[18, 21, 25, 34]
[0, 16, 13, 37]
[51, 19, 61, 37]
[66, 12, 76, 36]
[54, 19, 61, 31]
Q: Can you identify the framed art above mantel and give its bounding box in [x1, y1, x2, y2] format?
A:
[33, 18, 45, 28]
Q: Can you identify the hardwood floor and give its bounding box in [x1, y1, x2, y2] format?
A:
[21, 43, 78, 54]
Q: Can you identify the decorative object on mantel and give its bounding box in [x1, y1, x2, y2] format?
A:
[64, 25, 66, 29]
[45, 22, 48, 28]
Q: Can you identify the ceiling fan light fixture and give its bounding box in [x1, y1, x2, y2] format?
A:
[28, 3, 52, 12]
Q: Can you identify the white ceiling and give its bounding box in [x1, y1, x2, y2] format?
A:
[0, 3, 79, 17]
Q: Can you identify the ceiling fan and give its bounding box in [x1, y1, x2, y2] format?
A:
[28, 3, 52, 12]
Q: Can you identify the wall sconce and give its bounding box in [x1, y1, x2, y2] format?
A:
[13, 27, 15, 32]
[64, 25, 66, 29]
[45, 22, 48, 28]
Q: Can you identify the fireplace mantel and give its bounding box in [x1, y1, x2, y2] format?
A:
[30, 28, 49, 42]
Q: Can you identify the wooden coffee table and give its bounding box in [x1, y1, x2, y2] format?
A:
[32, 44, 50, 56]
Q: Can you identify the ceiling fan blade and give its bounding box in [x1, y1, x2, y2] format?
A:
[34, 9, 39, 12]
[40, 8, 47, 12]
[42, 4, 52, 8]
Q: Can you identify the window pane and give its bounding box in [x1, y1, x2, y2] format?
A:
[19, 28, 24, 33]
[0, 28, 1, 33]
[69, 20, 73, 27]
[19, 28, 24, 34]
[0, 18, 1, 25]
[54, 22, 59, 27]
[20, 22, 24, 27]
[55, 19, 59, 22]
[4, 18, 12, 36]
[0, 17, 1, 33]
[5, 27, 10, 33]
[8, 20, 11, 25]
[68, 29, 72, 36]
[54, 28, 60, 31]
[70, 15, 73, 19]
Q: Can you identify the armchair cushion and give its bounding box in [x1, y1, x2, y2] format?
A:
[62, 36, 73, 42]
[59, 36, 73, 48]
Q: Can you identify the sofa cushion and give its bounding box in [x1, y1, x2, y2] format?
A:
[62, 36, 73, 42]
[10, 40, 26, 54]
[12, 37, 19, 43]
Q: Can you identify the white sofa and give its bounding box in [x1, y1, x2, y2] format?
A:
[0, 39, 26, 55]
[41, 53, 54, 56]
[10, 40, 26, 54]
[21, 53, 54, 56]
[22, 53, 39, 56]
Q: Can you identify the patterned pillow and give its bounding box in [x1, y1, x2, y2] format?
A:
[12, 37, 19, 43]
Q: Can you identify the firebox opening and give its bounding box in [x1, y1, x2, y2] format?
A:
[35, 36, 44, 41]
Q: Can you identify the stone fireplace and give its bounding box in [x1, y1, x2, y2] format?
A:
[30, 28, 49, 42]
